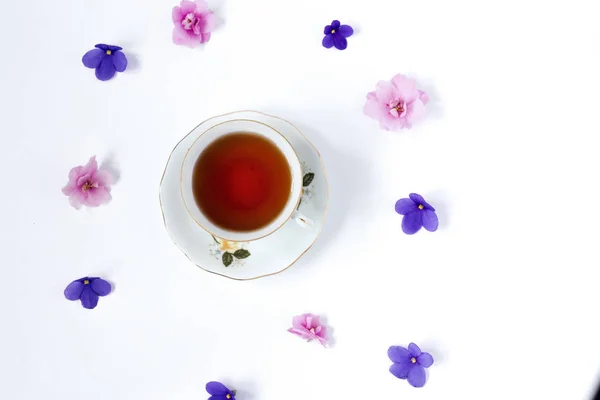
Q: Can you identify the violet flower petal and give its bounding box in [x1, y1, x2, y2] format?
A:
[90, 278, 112, 296]
[324, 25, 332, 34]
[409, 193, 425, 204]
[95, 57, 117, 81]
[333, 34, 347, 50]
[64, 280, 85, 300]
[331, 20, 341, 29]
[417, 352, 434, 368]
[80, 286, 99, 309]
[388, 346, 410, 363]
[422, 209, 439, 232]
[95, 44, 123, 52]
[206, 382, 229, 395]
[402, 212, 423, 235]
[82, 49, 105, 69]
[322, 34, 334, 48]
[208, 396, 232, 400]
[395, 198, 417, 215]
[407, 365, 427, 387]
[389, 360, 412, 379]
[337, 25, 354, 37]
[408, 342, 422, 357]
[111, 51, 128, 72]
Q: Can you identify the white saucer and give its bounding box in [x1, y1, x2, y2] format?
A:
[159, 111, 329, 280]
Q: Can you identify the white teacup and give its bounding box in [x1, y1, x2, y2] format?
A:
[180, 119, 312, 242]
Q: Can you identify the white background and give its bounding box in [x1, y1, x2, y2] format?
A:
[1, 0, 599, 399]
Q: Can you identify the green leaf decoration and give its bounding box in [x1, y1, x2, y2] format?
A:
[212, 235, 220, 244]
[233, 249, 251, 259]
[303, 173, 315, 187]
[222, 252, 233, 267]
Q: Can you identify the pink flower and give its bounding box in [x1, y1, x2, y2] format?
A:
[288, 313, 328, 347]
[363, 74, 430, 131]
[172, 0, 216, 48]
[62, 156, 115, 209]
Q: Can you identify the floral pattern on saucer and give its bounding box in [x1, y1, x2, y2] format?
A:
[209, 236, 251, 267]
[298, 161, 315, 210]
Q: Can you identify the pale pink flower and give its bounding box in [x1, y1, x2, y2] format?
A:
[172, 0, 216, 48]
[62, 156, 115, 209]
[363, 74, 429, 131]
[288, 313, 328, 347]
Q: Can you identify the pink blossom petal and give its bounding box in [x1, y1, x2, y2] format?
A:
[192, 18, 201, 35]
[68, 166, 83, 182]
[173, 26, 200, 47]
[200, 32, 211, 43]
[316, 325, 328, 340]
[178, 0, 197, 15]
[172, 6, 184, 23]
[68, 195, 83, 210]
[192, 0, 210, 13]
[316, 335, 328, 346]
[380, 115, 406, 131]
[61, 183, 76, 196]
[288, 327, 312, 340]
[85, 187, 112, 207]
[305, 314, 314, 329]
[83, 156, 98, 173]
[94, 169, 115, 186]
[363, 92, 383, 119]
[391, 74, 419, 102]
[374, 80, 397, 104]
[292, 314, 309, 328]
[199, 12, 216, 33]
[407, 99, 426, 124]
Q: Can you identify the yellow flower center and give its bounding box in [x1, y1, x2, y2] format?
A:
[331, 29, 336, 33]
[418, 204, 424, 210]
[226, 395, 231, 399]
[83, 280, 89, 285]
[106, 50, 112, 55]
[411, 357, 417, 364]
[82, 181, 97, 191]
[310, 328, 315, 333]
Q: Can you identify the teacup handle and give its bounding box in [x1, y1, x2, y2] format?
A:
[293, 210, 313, 228]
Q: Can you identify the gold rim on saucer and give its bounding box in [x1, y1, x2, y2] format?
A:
[159, 110, 330, 281]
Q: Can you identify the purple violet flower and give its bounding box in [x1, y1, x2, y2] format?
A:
[64, 277, 112, 309]
[82, 44, 127, 81]
[322, 20, 354, 50]
[206, 381, 236, 400]
[395, 193, 439, 235]
[388, 343, 434, 388]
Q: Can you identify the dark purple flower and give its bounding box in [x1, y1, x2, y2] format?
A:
[206, 381, 236, 400]
[82, 44, 127, 81]
[388, 343, 434, 388]
[64, 277, 112, 309]
[322, 20, 354, 50]
[395, 193, 438, 235]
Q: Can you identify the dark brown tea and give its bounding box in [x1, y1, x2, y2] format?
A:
[191, 132, 292, 232]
